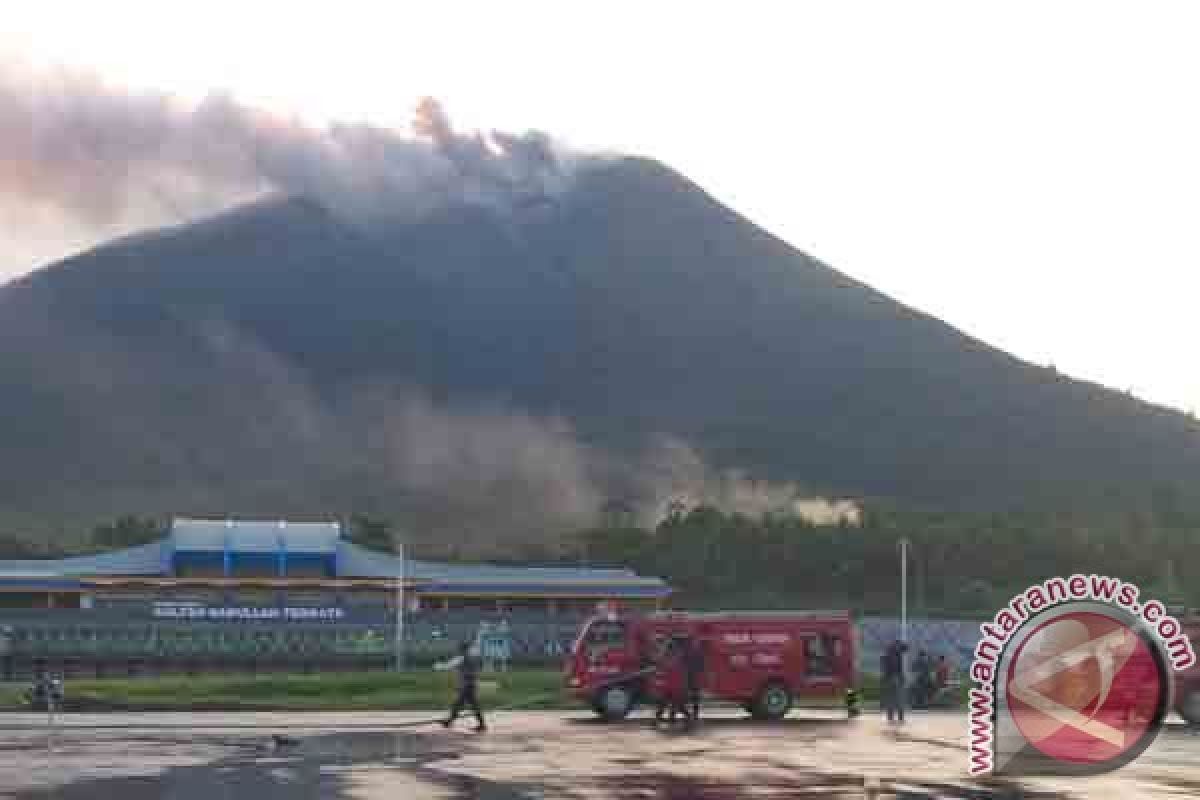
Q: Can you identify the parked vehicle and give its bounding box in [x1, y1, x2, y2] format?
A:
[1173, 614, 1200, 725]
[565, 608, 858, 721]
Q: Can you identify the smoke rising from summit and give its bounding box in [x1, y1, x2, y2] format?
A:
[0, 61, 866, 544]
[0, 61, 576, 246]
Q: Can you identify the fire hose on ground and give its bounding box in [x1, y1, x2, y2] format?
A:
[384, 665, 662, 729]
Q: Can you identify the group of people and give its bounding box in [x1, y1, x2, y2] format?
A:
[650, 634, 705, 729]
[879, 640, 954, 722]
[436, 634, 707, 734]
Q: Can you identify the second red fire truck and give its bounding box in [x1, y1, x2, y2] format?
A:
[1173, 612, 1200, 724]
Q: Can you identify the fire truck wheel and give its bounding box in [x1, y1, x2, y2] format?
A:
[596, 685, 635, 721]
[752, 681, 793, 720]
[1180, 688, 1200, 725]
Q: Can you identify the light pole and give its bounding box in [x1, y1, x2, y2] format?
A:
[898, 537, 910, 644]
[394, 541, 405, 672]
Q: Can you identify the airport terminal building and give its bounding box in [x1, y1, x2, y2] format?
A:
[0, 518, 670, 678]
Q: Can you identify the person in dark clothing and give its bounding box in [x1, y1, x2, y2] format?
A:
[652, 637, 692, 728]
[935, 655, 951, 690]
[650, 637, 672, 724]
[28, 669, 63, 712]
[439, 641, 487, 732]
[911, 650, 933, 709]
[682, 636, 705, 725]
[880, 640, 908, 723]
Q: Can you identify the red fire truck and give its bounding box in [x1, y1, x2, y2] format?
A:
[1173, 613, 1200, 724]
[565, 608, 858, 720]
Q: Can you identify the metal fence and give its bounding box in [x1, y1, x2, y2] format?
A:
[0, 611, 986, 673]
[0, 609, 587, 664]
[858, 616, 981, 676]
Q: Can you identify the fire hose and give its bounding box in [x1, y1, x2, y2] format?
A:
[590, 665, 658, 690]
[389, 665, 661, 728]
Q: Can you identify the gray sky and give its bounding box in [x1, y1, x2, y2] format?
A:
[3, 1, 1198, 412]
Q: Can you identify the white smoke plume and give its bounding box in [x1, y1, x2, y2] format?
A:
[0, 63, 858, 541]
[628, 436, 861, 528]
[177, 325, 860, 541]
[359, 386, 604, 546]
[0, 60, 576, 242]
[0, 303, 857, 545]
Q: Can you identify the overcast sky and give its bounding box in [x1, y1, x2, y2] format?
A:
[3, 2, 1199, 413]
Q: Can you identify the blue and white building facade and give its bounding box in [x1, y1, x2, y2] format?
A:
[0, 518, 670, 678]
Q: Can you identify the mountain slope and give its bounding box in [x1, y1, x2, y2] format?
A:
[2, 157, 1198, 544]
[532, 159, 1200, 503]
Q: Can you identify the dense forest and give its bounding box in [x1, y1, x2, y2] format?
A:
[522, 497, 1199, 616]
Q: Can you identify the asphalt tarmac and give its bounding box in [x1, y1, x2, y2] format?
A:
[0, 710, 1196, 799]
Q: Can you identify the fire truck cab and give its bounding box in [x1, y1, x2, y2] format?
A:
[565, 608, 858, 721]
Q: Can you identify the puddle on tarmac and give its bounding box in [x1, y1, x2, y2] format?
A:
[596, 772, 1065, 799]
[9, 731, 1068, 800]
[10, 732, 527, 800]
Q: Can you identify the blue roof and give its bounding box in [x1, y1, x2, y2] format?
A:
[419, 583, 672, 598]
[0, 519, 671, 594]
[0, 541, 166, 578]
[336, 542, 665, 589]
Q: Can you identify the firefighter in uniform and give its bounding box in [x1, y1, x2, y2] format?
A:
[652, 637, 692, 728]
[683, 635, 705, 725]
[438, 641, 487, 732]
[880, 640, 908, 723]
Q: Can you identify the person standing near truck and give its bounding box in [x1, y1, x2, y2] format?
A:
[652, 636, 693, 729]
[683, 635, 705, 725]
[649, 635, 672, 724]
[911, 649, 933, 709]
[437, 641, 487, 732]
[935, 654, 950, 690]
[880, 640, 908, 723]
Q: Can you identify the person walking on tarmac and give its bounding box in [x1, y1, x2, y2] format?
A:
[880, 639, 908, 724]
[437, 641, 487, 732]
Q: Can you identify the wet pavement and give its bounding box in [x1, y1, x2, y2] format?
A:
[0, 711, 1195, 799]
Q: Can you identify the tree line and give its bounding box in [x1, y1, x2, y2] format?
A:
[343, 495, 1200, 616]
[566, 500, 1200, 615]
[7, 494, 1198, 618]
